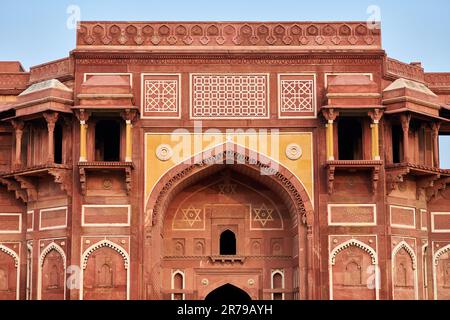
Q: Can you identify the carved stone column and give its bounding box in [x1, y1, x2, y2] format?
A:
[75, 109, 90, 162]
[43, 112, 59, 164]
[368, 109, 384, 160]
[400, 114, 411, 163]
[322, 109, 339, 161]
[11, 120, 25, 169]
[306, 224, 314, 299]
[431, 122, 441, 168]
[121, 109, 137, 163]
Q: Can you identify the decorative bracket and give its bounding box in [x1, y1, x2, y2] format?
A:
[15, 176, 38, 202]
[120, 108, 138, 123]
[386, 167, 410, 194]
[125, 166, 132, 195]
[321, 108, 339, 122]
[0, 178, 27, 202]
[426, 177, 450, 201]
[416, 174, 440, 200]
[79, 167, 86, 196]
[368, 108, 384, 122]
[372, 165, 380, 194]
[327, 165, 336, 195]
[48, 168, 73, 196]
[74, 108, 91, 122]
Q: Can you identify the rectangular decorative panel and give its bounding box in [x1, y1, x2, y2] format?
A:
[390, 205, 416, 229]
[190, 74, 269, 119]
[0, 213, 21, 233]
[39, 207, 67, 230]
[278, 74, 316, 118]
[141, 74, 180, 118]
[328, 204, 376, 226]
[431, 212, 450, 233]
[27, 210, 34, 232]
[82, 205, 130, 226]
[420, 209, 427, 231]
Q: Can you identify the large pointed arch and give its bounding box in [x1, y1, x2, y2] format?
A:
[145, 141, 314, 228]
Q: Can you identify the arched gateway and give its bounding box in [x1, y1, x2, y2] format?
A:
[144, 143, 314, 300]
[205, 284, 252, 301]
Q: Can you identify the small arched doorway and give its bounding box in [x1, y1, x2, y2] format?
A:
[205, 284, 251, 301]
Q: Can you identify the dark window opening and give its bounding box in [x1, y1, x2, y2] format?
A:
[272, 272, 283, 300]
[392, 124, 403, 163]
[338, 118, 363, 160]
[95, 120, 120, 161]
[172, 273, 184, 300]
[220, 230, 236, 255]
[54, 123, 63, 164]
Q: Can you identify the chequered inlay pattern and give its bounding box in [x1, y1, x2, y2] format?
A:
[192, 74, 268, 118]
[145, 79, 178, 112]
[280, 79, 314, 112]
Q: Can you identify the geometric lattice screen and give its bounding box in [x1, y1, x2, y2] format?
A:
[191, 74, 269, 119]
[142, 74, 180, 118]
[278, 74, 316, 118]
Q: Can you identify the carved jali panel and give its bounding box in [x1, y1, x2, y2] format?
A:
[191, 74, 268, 118]
[142, 74, 180, 118]
[278, 74, 315, 118]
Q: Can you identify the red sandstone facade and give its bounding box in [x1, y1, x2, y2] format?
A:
[0, 21, 449, 300]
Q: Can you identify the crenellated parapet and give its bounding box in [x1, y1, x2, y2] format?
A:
[76, 21, 381, 49]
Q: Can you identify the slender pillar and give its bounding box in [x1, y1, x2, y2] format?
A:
[43, 112, 59, 163]
[79, 121, 87, 162]
[400, 114, 411, 163]
[431, 122, 441, 168]
[326, 120, 334, 161]
[322, 109, 338, 161]
[121, 109, 137, 163]
[11, 120, 25, 168]
[369, 109, 383, 161]
[76, 109, 90, 162]
[125, 120, 132, 162]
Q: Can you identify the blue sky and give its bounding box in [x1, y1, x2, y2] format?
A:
[0, 0, 449, 166]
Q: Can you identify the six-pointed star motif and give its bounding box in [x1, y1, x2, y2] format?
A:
[181, 206, 202, 226]
[253, 203, 274, 226]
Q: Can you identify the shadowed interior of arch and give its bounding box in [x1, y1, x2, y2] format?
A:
[205, 284, 251, 301]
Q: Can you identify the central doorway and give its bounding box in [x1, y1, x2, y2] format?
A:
[205, 284, 251, 301]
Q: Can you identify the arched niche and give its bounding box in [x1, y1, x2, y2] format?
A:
[80, 240, 129, 300]
[329, 239, 379, 300]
